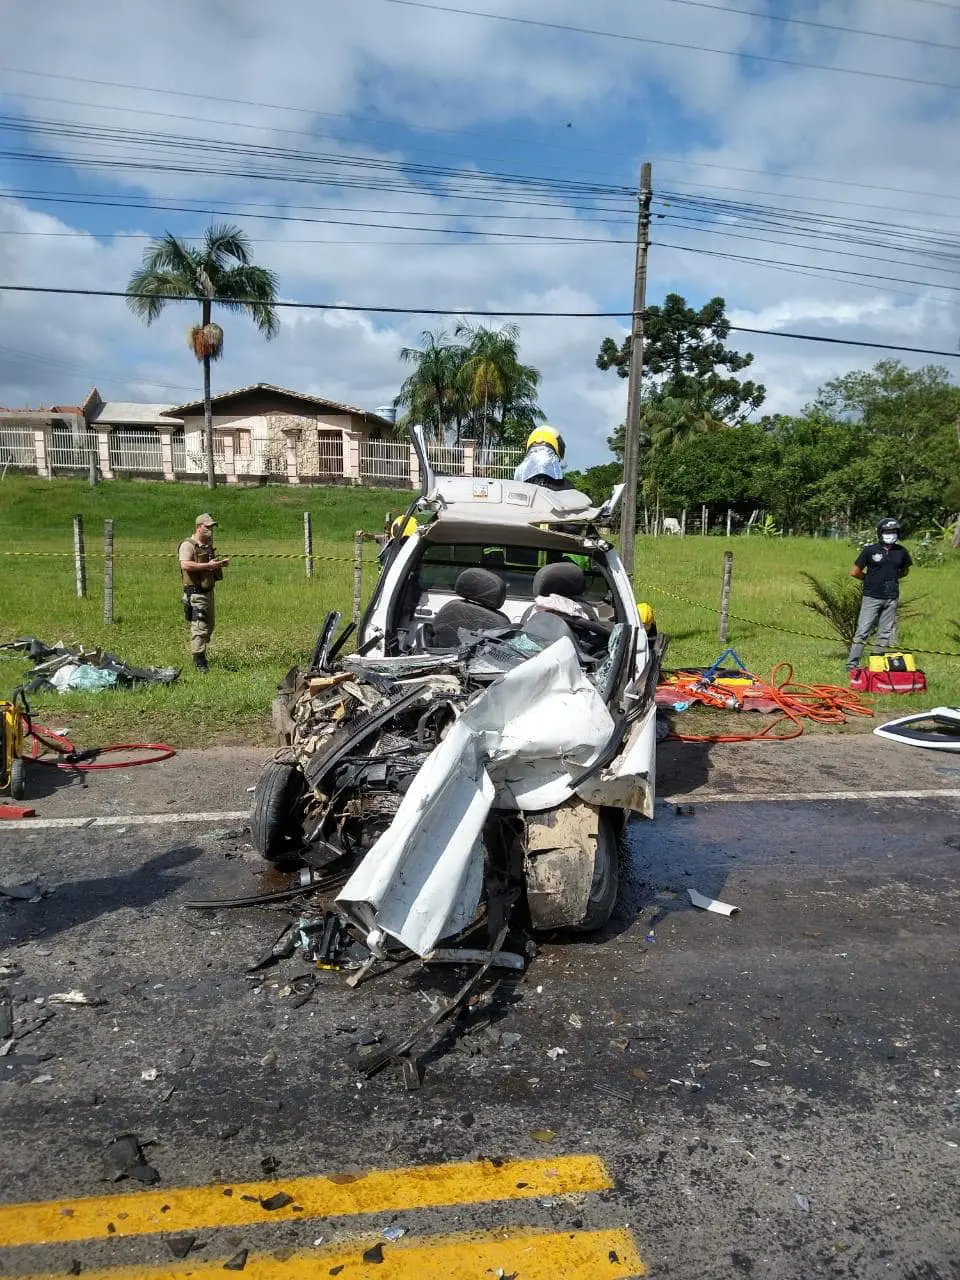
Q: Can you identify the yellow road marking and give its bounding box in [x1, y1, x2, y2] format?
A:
[14, 1227, 646, 1279]
[0, 1156, 611, 1248]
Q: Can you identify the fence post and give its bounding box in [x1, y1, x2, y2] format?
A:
[353, 530, 363, 625]
[718, 549, 733, 644]
[33, 425, 50, 479]
[303, 511, 313, 579]
[726, 508, 733, 538]
[103, 519, 114, 625]
[72, 514, 87, 599]
[701, 504, 708, 535]
[680, 508, 687, 536]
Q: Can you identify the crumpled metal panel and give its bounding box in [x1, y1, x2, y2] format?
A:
[337, 638, 615, 955]
[575, 705, 657, 818]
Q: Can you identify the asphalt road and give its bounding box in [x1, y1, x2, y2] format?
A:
[0, 752, 958, 1278]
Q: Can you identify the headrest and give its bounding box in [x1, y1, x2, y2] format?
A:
[533, 560, 586, 599]
[455, 567, 507, 611]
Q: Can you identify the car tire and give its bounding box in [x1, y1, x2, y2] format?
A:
[9, 757, 26, 801]
[250, 761, 305, 862]
[572, 807, 623, 932]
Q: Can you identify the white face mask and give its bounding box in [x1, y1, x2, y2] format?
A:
[881, 533, 897, 544]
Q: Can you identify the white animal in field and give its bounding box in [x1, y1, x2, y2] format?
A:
[662, 517, 682, 535]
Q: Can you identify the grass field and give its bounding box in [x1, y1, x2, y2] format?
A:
[1, 475, 957, 749]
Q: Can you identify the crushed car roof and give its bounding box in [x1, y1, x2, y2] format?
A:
[423, 476, 598, 528]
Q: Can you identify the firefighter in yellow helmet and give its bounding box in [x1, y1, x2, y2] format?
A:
[390, 515, 417, 540]
[513, 427, 570, 491]
[637, 601, 657, 638]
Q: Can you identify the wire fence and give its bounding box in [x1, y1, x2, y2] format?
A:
[4, 517, 959, 658]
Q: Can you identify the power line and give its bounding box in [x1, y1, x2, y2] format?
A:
[6, 193, 960, 297]
[0, 192, 636, 242]
[5, 107, 960, 255]
[0, 341, 198, 395]
[1, 283, 958, 358]
[652, 238, 960, 293]
[658, 178, 960, 227]
[730, 325, 959, 355]
[4, 191, 959, 289]
[662, 0, 960, 51]
[8, 181, 960, 288]
[0, 96, 623, 192]
[4, 71, 959, 216]
[659, 216, 960, 277]
[366, 0, 960, 91]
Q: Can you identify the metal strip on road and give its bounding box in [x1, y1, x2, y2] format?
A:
[0, 811, 250, 831]
[661, 788, 960, 804]
[4, 787, 960, 833]
[11, 1227, 645, 1279]
[0, 1157, 612, 1247]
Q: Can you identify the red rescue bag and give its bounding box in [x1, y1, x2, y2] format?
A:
[849, 668, 927, 694]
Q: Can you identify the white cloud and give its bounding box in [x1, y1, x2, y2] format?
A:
[0, 0, 958, 464]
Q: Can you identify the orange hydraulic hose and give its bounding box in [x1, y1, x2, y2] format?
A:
[668, 662, 873, 743]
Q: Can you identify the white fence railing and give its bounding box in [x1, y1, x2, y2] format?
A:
[360, 440, 410, 483]
[110, 428, 163, 473]
[475, 447, 523, 480]
[0, 421, 527, 486]
[427, 444, 465, 475]
[235, 450, 285, 477]
[173, 432, 226, 476]
[49, 428, 98, 471]
[312, 431, 345, 477]
[0, 425, 38, 468]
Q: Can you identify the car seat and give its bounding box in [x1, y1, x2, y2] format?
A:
[525, 561, 598, 621]
[522, 560, 612, 659]
[419, 567, 511, 648]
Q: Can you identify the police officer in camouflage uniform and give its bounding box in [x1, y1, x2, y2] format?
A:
[178, 514, 229, 672]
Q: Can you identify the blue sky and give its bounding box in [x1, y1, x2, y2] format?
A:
[1, 0, 958, 466]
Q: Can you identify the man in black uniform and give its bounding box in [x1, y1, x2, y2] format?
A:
[846, 517, 912, 670]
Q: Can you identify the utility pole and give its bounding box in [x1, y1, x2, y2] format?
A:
[619, 162, 653, 582]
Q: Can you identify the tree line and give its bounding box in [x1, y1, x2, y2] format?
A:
[122, 220, 959, 529]
[568, 294, 960, 540]
[394, 323, 544, 452]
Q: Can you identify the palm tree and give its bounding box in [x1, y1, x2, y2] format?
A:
[644, 386, 727, 454]
[127, 224, 279, 489]
[455, 322, 544, 454]
[395, 329, 463, 444]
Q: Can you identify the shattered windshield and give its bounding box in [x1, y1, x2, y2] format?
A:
[417, 543, 610, 602]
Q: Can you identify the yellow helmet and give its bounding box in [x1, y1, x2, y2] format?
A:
[526, 426, 565, 458]
[391, 515, 417, 539]
[637, 601, 655, 629]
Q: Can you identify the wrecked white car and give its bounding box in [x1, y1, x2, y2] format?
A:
[251, 431, 662, 959]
